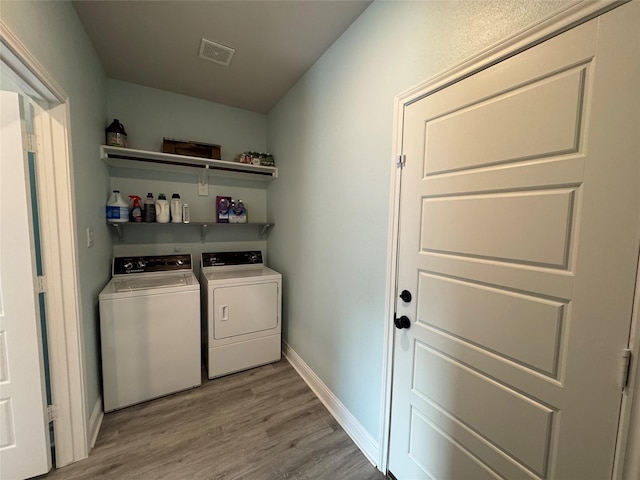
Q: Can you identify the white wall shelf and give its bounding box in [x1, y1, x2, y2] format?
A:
[101, 145, 277, 181]
[109, 222, 274, 242]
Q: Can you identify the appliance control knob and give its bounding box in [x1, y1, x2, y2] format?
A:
[124, 261, 133, 270]
[136, 260, 146, 269]
[176, 259, 184, 266]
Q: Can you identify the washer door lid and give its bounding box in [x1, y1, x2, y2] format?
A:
[115, 275, 187, 292]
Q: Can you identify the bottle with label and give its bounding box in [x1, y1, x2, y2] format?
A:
[105, 119, 127, 147]
[228, 200, 237, 223]
[106, 190, 129, 223]
[170, 193, 182, 223]
[144, 193, 156, 222]
[155, 194, 170, 223]
[235, 199, 247, 223]
[229, 200, 247, 224]
[182, 203, 190, 224]
[216, 196, 231, 223]
[129, 195, 142, 222]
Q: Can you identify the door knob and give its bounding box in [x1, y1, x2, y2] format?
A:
[399, 290, 412, 303]
[394, 315, 410, 329]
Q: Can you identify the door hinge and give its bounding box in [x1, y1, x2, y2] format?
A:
[47, 405, 59, 422]
[26, 133, 38, 153]
[619, 348, 632, 390]
[396, 154, 406, 168]
[36, 275, 47, 293]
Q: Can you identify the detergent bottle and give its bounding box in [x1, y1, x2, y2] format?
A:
[144, 192, 156, 222]
[170, 193, 182, 223]
[155, 193, 170, 223]
[129, 195, 142, 222]
[106, 190, 129, 223]
[235, 199, 247, 224]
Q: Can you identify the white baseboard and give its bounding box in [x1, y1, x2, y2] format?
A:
[88, 395, 103, 449]
[282, 342, 380, 468]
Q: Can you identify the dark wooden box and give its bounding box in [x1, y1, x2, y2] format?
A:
[162, 138, 221, 160]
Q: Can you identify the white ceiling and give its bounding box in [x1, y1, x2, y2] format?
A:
[72, 0, 372, 114]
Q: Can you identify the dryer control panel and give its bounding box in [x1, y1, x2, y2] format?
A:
[113, 254, 193, 275]
[201, 251, 264, 268]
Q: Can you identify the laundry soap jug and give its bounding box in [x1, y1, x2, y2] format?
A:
[170, 193, 182, 223]
[231, 199, 247, 224]
[237, 199, 247, 223]
[155, 194, 170, 223]
[216, 196, 231, 223]
[129, 195, 142, 222]
[105, 119, 127, 147]
[144, 193, 156, 222]
[106, 190, 129, 223]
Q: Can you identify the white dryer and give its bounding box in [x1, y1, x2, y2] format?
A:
[99, 254, 201, 412]
[200, 251, 282, 379]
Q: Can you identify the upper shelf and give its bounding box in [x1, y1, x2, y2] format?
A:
[101, 145, 278, 181]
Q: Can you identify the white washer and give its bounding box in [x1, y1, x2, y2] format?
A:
[99, 254, 201, 412]
[201, 251, 282, 379]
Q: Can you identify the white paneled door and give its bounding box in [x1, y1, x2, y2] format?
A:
[0, 91, 51, 478]
[389, 3, 640, 480]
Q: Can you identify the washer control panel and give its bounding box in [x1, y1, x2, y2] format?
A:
[113, 254, 192, 275]
[201, 251, 264, 268]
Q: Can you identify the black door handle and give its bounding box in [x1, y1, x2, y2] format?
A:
[399, 290, 412, 303]
[394, 315, 410, 329]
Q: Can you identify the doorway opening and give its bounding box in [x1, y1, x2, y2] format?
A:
[1, 21, 87, 469]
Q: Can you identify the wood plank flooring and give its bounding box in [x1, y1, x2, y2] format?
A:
[41, 359, 387, 480]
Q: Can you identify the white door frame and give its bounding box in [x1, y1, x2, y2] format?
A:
[380, 1, 640, 477]
[0, 21, 87, 467]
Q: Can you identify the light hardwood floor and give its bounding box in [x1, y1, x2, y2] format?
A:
[41, 359, 386, 480]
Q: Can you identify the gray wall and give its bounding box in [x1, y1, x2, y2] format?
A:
[107, 79, 267, 160]
[266, 0, 570, 443]
[105, 79, 271, 266]
[1, 0, 110, 425]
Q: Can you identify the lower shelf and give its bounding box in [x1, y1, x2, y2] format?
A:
[108, 222, 274, 241]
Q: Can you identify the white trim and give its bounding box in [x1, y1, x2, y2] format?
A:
[88, 396, 103, 449]
[613, 248, 640, 480]
[49, 101, 87, 463]
[382, 0, 635, 476]
[0, 21, 65, 103]
[378, 99, 405, 473]
[0, 19, 87, 466]
[396, 0, 627, 109]
[282, 342, 380, 469]
[31, 102, 77, 466]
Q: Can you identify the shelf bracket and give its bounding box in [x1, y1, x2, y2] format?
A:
[259, 223, 273, 239]
[200, 224, 208, 241]
[111, 223, 123, 241]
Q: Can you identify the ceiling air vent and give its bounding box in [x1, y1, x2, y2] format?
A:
[198, 38, 235, 67]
